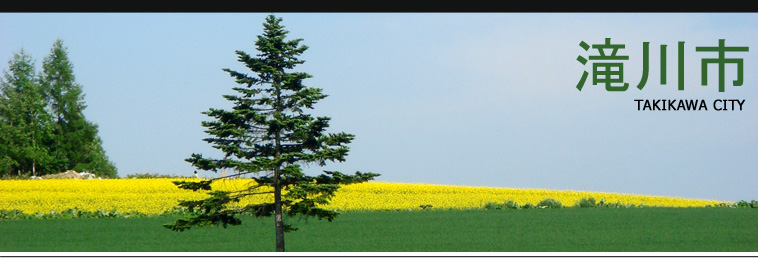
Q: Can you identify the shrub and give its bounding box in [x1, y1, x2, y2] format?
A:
[594, 199, 633, 208]
[124, 173, 189, 179]
[536, 198, 562, 209]
[1, 172, 31, 180]
[576, 197, 597, 208]
[484, 202, 504, 210]
[725, 200, 758, 208]
[503, 200, 520, 209]
[0, 208, 150, 220]
[0, 209, 29, 219]
[483, 200, 521, 210]
[734, 200, 758, 208]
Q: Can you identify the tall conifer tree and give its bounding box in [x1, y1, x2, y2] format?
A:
[0, 50, 53, 176]
[165, 15, 378, 252]
[40, 39, 116, 177]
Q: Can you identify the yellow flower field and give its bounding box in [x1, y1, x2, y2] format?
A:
[327, 182, 723, 210]
[0, 179, 724, 215]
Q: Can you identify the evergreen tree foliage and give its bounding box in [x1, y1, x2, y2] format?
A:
[0, 40, 116, 178]
[0, 50, 53, 176]
[164, 15, 379, 252]
[39, 39, 117, 178]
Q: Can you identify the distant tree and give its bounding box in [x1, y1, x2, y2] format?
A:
[0, 50, 53, 177]
[39, 39, 117, 177]
[0, 40, 117, 178]
[164, 15, 379, 252]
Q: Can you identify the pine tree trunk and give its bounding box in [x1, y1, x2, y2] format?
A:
[274, 178, 285, 252]
[273, 132, 285, 251]
[273, 76, 285, 252]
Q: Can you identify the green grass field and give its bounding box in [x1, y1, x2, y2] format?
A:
[1, 208, 756, 252]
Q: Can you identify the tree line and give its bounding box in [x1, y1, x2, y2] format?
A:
[0, 39, 116, 178]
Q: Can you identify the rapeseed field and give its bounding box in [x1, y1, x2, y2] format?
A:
[0, 179, 723, 215]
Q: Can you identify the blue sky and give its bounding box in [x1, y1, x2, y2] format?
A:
[1, 13, 756, 201]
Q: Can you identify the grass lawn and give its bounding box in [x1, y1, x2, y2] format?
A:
[1, 208, 756, 252]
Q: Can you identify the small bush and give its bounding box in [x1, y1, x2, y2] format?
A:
[594, 199, 634, 208]
[717, 200, 758, 208]
[484, 202, 504, 210]
[734, 200, 758, 208]
[1, 173, 31, 180]
[483, 200, 521, 210]
[0, 208, 150, 220]
[125, 173, 189, 179]
[0, 209, 29, 219]
[536, 198, 562, 209]
[503, 200, 520, 209]
[576, 197, 597, 208]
